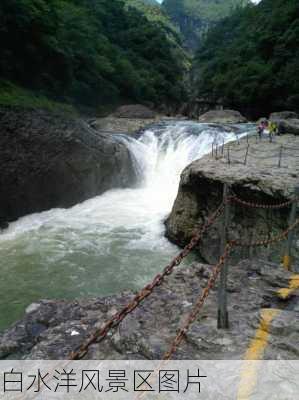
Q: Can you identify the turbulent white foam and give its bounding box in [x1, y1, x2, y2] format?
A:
[0, 121, 252, 329]
[2, 122, 244, 242]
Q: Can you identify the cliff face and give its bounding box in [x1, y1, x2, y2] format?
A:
[0, 107, 137, 226]
[165, 134, 299, 264]
[162, 0, 249, 51]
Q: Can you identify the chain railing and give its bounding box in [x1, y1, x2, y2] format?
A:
[163, 242, 234, 360]
[211, 132, 299, 168]
[69, 186, 299, 362]
[232, 219, 299, 248]
[231, 193, 298, 209]
[69, 201, 226, 360]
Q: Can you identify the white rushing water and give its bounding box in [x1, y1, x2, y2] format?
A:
[0, 121, 251, 329]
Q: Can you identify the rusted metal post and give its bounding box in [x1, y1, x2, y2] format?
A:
[218, 183, 230, 329]
[278, 146, 283, 168]
[244, 145, 249, 165]
[283, 186, 299, 270]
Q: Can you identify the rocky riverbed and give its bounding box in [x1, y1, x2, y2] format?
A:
[0, 258, 298, 360]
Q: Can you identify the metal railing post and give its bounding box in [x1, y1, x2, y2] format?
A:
[244, 145, 249, 165]
[227, 146, 231, 164]
[283, 186, 299, 270]
[217, 183, 230, 329]
[278, 146, 283, 168]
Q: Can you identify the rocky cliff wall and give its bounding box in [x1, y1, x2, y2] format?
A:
[165, 134, 299, 264]
[0, 107, 137, 226]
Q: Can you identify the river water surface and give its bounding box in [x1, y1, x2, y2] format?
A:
[0, 121, 252, 330]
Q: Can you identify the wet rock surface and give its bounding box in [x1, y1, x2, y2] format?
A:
[270, 111, 298, 120]
[0, 107, 137, 225]
[89, 116, 160, 135]
[112, 104, 157, 119]
[269, 111, 299, 135]
[0, 259, 298, 360]
[165, 134, 299, 264]
[273, 119, 299, 135]
[198, 110, 247, 124]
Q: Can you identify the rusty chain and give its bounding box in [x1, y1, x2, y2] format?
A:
[162, 217, 299, 361]
[69, 185, 298, 361]
[134, 242, 234, 400]
[232, 218, 299, 248]
[69, 201, 226, 360]
[163, 242, 234, 360]
[231, 193, 297, 209]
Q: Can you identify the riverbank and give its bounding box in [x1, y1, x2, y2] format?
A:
[1, 117, 298, 360]
[1, 258, 298, 359]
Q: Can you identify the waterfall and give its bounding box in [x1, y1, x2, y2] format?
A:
[0, 121, 251, 330]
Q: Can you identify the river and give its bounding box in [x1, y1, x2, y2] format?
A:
[0, 121, 252, 330]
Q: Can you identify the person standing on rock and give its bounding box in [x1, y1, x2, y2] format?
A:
[269, 121, 275, 142]
[257, 121, 264, 139]
[257, 119, 267, 139]
[269, 121, 279, 141]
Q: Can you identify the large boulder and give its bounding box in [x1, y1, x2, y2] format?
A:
[113, 104, 157, 119]
[269, 111, 299, 135]
[90, 116, 157, 134]
[165, 144, 299, 264]
[198, 109, 247, 124]
[271, 118, 299, 135]
[0, 107, 137, 225]
[270, 111, 298, 120]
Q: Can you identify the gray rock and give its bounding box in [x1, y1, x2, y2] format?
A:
[272, 118, 299, 135]
[165, 134, 299, 264]
[0, 107, 137, 224]
[198, 109, 247, 124]
[90, 116, 159, 134]
[264, 309, 299, 359]
[270, 111, 298, 120]
[113, 104, 157, 119]
[0, 260, 297, 360]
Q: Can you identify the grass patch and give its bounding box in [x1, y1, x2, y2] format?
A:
[0, 80, 77, 116]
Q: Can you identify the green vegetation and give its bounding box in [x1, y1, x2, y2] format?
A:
[126, 0, 190, 68]
[0, 0, 188, 112]
[0, 80, 77, 114]
[162, 0, 249, 50]
[193, 0, 299, 117]
[164, 0, 249, 21]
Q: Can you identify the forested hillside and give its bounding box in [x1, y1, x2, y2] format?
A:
[162, 0, 249, 50]
[193, 0, 299, 117]
[0, 0, 188, 113]
[125, 0, 189, 68]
